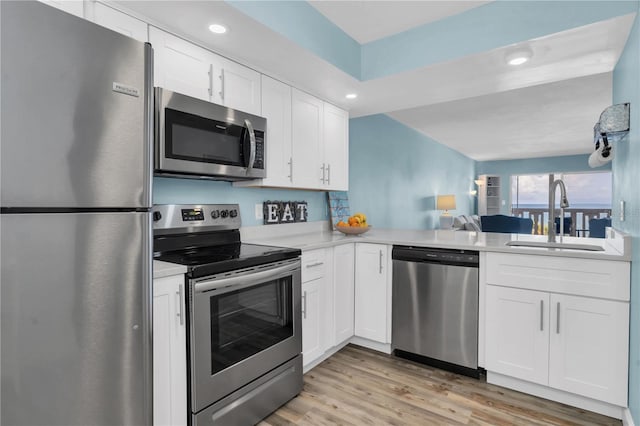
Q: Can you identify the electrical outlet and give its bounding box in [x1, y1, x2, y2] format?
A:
[255, 203, 263, 220]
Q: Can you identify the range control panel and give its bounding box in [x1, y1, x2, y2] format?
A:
[152, 204, 241, 233]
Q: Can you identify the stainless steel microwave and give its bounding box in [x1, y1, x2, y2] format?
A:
[154, 88, 266, 180]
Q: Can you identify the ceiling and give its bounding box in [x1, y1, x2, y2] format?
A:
[308, 1, 491, 44]
[116, 1, 636, 161]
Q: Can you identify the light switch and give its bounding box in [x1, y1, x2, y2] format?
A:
[255, 203, 263, 220]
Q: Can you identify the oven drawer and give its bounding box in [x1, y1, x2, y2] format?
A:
[302, 248, 327, 282]
[194, 355, 303, 426]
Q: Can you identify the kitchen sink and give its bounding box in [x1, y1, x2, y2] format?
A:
[505, 241, 605, 251]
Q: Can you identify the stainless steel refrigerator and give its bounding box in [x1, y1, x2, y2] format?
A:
[1, 2, 153, 425]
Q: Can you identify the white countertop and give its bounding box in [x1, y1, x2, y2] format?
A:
[153, 260, 187, 279]
[246, 228, 631, 261]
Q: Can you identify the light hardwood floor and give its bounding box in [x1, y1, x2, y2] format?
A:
[260, 345, 621, 426]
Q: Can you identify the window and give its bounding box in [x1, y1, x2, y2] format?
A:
[511, 171, 612, 236]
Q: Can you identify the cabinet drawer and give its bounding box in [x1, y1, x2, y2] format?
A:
[486, 253, 630, 301]
[302, 248, 327, 282]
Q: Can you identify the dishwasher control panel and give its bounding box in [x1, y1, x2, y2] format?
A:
[392, 246, 479, 266]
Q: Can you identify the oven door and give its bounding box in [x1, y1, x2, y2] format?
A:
[190, 258, 301, 412]
[155, 88, 266, 180]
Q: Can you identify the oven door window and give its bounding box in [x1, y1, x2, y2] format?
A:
[209, 277, 292, 374]
[165, 108, 246, 166]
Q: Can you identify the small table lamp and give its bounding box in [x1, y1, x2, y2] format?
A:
[437, 194, 456, 229]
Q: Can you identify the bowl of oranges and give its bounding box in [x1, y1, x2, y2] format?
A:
[335, 213, 371, 235]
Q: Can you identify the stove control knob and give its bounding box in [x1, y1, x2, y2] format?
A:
[211, 210, 220, 219]
[220, 209, 229, 218]
[153, 211, 162, 222]
[230, 209, 238, 218]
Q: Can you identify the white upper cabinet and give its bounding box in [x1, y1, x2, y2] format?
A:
[149, 27, 212, 102]
[92, 2, 148, 43]
[259, 76, 293, 187]
[321, 103, 349, 190]
[38, 0, 84, 17]
[149, 27, 260, 113]
[213, 56, 261, 115]
[292, 88, 324, 189]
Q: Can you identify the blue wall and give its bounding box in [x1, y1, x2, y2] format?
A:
[153, 177, 329, 227]
[349, 115, 476, 229]
[612, 7, 640, 422]
[476, 154, 610, 214]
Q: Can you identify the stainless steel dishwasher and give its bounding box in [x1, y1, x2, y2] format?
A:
[392, 246, 479, 377]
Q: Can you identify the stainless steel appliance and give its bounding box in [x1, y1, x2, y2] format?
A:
[155, 88, 267, 180]
[1, 2, 153, 425]
[392, 246, 480, 378]
[153, 204, 302, 425]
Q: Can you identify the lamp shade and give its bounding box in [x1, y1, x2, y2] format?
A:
[436, 194, 456, 211]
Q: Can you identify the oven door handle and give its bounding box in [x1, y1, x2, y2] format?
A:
[194, 261, 299, 295]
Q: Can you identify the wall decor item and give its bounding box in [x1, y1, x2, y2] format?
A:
[327, 191, 351, 229]
[263, 201, 308, 224]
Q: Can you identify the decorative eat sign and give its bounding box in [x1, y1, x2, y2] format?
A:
[263, 201, 308, 225]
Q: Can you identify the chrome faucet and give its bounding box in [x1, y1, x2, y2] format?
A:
[548, 179, 570, 243]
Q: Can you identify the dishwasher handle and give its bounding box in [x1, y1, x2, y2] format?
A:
[392, 246, 479, 267]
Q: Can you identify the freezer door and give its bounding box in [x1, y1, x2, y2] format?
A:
[0, 1, 152, 208]
[1, 212, 152, 426]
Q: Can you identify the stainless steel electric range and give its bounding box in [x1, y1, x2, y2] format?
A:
[153, 204, 302, 425]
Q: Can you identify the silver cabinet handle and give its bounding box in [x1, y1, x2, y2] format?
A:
[305, 261, 324, 268]
[320, 164, 326, 183]
[176, 284, 184, 326]
[379, 250, 383, 274]
[288, 157, 293, 182]
[556, 302, 560, 334]
[326, 164, 331, 186]
[540, 300, 543, 331]
[302, 291, 307, 319]
[244, 119, 256, 174]
[219, 68, 225, 100]
[207, 64, 213, 99]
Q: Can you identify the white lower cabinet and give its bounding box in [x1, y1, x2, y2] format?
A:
[485, 253, 630, 408]
[486, 286, 550, 385]
[301, 248, 331, 367]
[153, 274, 187, 426]
[333, 243, 355, 345]
[301, 278, 325, 364]
[354, 243, 391, 344]
[548, 294, 629, 405]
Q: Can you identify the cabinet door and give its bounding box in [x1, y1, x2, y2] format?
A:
[292, 89, 323, 189]
[323, 103, 349, 191]
[302, 278, 324, 365]
[333, 244, 355, 345]
[38, 0, 84, 17]
[149, 27, 212, 102]
[260, 76, 293, 187]
[215, 57, 261, 115]
[153, 275, 187, 426]
[549, 294, 629, 405]
[93, 3, 148, 42]
[354, 243, 389, 343]
[485, 286, 549, 385]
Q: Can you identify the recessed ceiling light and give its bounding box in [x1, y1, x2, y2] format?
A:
[208, 24, 227, 34]
[345, 93, 357, 99]
[505, 48, 533, 66]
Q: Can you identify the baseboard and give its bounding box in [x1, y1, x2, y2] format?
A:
[622, 408, 636, 426]
[487, 372, 625, 420]
[349, 336, 392, 354]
